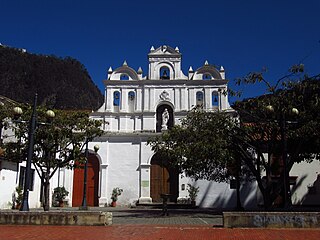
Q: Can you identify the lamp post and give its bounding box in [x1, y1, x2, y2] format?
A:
[80, 139, 89, 210]
[266, 105, 299, 208]
[79, 141, 99, 210]
[13, 94, 55, 211]
[20, 94, 38, 211]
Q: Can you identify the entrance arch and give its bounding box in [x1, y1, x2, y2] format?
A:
[150, 154, 178, 202]
[72, 154, 100, 207]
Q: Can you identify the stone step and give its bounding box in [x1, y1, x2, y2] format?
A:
[0, 211, 112, 226]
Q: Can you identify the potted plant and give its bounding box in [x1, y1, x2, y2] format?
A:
[187, 184, 199, 207]
[111, 187, 123, 207]
[52, 186, 69, 207]
[15, 186, 23, 209]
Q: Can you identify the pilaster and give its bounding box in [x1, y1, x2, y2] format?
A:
[139, 163, 152, 203]
[99, 163, 109, 207]
[106, 88, 113, 111]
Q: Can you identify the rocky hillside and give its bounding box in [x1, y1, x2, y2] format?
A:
[0, 45, 103, 110]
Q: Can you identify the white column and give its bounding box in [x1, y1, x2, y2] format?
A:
[189, 88, 195, 109]
[99, 163, 109, 207]
[150, 88, 155, 112]
[136, 88, 142, 111]
[121, 88, 128, 112]
[150, 62, 155, 79]
[175, 61, 181, 79]
[204, 88, 211, 110]
[181, 87, 187, 111]
[144, 87, 150, 111]
[174, 88, 180, 111]
[106, 88, 113, 111]
[139, 164, 152, 203]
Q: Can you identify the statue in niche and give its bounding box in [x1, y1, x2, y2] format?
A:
[161, 108, 169, 131]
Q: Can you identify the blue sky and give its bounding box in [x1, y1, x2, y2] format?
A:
[1, 0, 319, 102]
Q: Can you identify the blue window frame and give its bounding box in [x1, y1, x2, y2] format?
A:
[113, 91, 121, 106]
[160, 67, 170, 79]
[196, 91, 204, 106]
[120, 74, 129, 80]
[202, 73, 212, 80]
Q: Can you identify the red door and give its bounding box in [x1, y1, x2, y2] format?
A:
[72, 155, 99, 207]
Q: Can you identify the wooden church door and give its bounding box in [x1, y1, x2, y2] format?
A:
[150, 155, 178, 202]
[72, 155, 99, 207]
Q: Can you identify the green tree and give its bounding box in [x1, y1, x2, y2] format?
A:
[149, 67, 320, 209]
[4, 107, 103, 211]
[149, 109, 239, 182]
[0, 96, 18, 158]
[234, 72, 320, 208]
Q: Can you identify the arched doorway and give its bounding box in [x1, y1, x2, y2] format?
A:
[150, 154, 178, 202]
[72, 154, 100, 207]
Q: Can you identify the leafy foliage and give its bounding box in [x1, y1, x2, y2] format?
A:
[232, 71, 320, 208]
[149, 64, 320, 209]
[111, 187, 123, 202]
[0, 45, 103, 110]
[149, 108, 240, 182]
[187, 184, 199, 201]
[15, 186, 23, 207]
[52, 187, 69, 202]
[3, 106, 103, 211]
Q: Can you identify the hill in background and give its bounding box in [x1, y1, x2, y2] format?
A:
[0, 45, 103, 110]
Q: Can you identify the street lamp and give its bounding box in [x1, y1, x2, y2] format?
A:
[80, 139, 89, 210]
[79, 141, 99, 210]
[266, 105, 299, 208]
[13, 94, 55, 211]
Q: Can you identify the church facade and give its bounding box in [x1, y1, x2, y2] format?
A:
[82, 45, 249, 208]
[2, 45, 319, 210]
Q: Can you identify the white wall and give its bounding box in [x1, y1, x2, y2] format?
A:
[105, 138, 141, 205]
[0, 161, 18, 209]
[291, 160, 320, 205]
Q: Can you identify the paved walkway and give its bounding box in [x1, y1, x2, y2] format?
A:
[1, 225, 320, 240]
[109, 208, 223, 225]
[1, 207, 320, 239]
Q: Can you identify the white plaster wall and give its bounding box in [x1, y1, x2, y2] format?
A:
[178, 174, 257, 209]
[143, 116, 156, 131]
[4, 161, 47, 209]
[110, 116, 119, 131]
[127, 116, 134, 131]
[106, 140, 140, 205]
[290, 160, 320, 205]
[0, 161, 18, 209]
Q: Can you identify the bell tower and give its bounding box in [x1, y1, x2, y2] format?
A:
[147, 45, 188, 80]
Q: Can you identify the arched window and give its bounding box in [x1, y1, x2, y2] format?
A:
[202, 73, 212, 80]
[160, 66, 170, 80]
[128, 91, 135, 112]
[113, 91, 121, 106]
[196, 91, 204, 106]
[212, 92, 219, 108]
[120, 74, 129, 80]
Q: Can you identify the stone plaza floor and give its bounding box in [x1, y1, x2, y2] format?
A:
[1, 207, 320, 239]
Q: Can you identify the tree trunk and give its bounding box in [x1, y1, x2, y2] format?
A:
[256, 177, 272, 210]
[0, 122, 3, 146]
[43, 172, 50, 211]
[235, 161, 243, 210]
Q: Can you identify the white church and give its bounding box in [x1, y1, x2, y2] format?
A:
[88, 45, 238, 208]
[1, 45, 319, 209]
